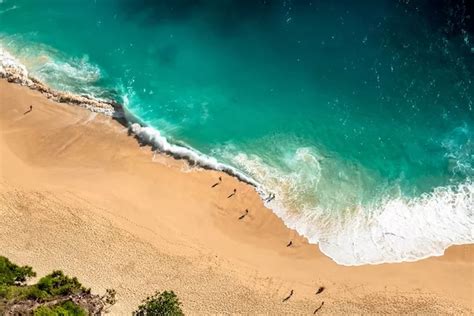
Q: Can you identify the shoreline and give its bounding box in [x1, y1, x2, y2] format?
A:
[1, 79, 473, 314]
[2, 45, 473, 267]
[0, 45, 120, 116]
[0, 44, 262, 190]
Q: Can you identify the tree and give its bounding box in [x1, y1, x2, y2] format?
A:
[0, 256, 36, 286]
[134, 291, 183, 316]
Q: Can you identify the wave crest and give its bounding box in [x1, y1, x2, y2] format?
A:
[129, 123, 260, 187]
[318, 181, 474, 265]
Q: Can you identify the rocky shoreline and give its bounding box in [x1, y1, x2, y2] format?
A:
[0, 46, 122, 117]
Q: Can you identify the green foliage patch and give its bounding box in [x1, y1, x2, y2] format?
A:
[0, 257, 88, 315]
[36, 270, 86, 297]
[0, 256, 36, 286]
[34, 300, 87, 316]
[1, 256, 183, 315]
[134, 290, 184, 316]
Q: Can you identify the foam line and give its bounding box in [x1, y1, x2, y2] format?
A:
[128, 123, 261, 188]
[267, 179, 473, 266]
[0, 45, 119, 116]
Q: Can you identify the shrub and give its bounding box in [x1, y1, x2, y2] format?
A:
[0, 285, 8, 298]
[25, 285, 50, 301]
[134, 291, 183, 316]
[0, 256, 36, 286]
[1, 283, 48, 301]
[36, 271, 84, 297]
[0, 257, 113, 315]
[34, 300, 86, 316]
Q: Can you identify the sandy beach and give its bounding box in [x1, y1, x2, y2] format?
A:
[0, 79, 472, 314]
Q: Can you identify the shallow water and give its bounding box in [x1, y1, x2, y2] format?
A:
[1, 0, 473, 265]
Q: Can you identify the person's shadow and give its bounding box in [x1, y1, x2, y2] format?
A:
[313, 301, 324, 314]
[238, 209, 249, 220]
[282, 290, 293, 302]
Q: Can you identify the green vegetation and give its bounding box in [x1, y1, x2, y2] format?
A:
[0, 268, 86, 303]
[1, 256, 183, 315]
[36, 270, 86, 297]
[34, 300, 87, 316]
[0, 256, 112, 315]
[0, 256, 36, 286]
[134, 290, 184, 316]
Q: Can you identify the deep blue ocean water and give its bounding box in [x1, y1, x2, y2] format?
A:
[1, 0, 473, 265]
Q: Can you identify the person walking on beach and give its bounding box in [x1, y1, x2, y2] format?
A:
[227, 188, 237, 198]
[23, 105, 33, 115]
[315, 286, 325, 295]
[238, 209, 249, 220]
[211, 176, 222, 188]
[286, 240, 293, 247]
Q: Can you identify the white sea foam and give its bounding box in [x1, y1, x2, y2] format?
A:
[0, 45, 32, 85]
[128, 123, 260, 187]
[320, 182, 473, 265]
[230, 150, 474, 265]
[0, 38, 113, 100]
[32, 56, 104, 95]
[0, 43, 116, 116]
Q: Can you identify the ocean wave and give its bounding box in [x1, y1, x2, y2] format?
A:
[0, 45, 30, 83]
[319, 181, 474, 265]
[128, 123, 261, 188]
[229, 149, 473, 265]
[1, 38, 111, 99]
[229, 148, 323, 210]
[33, 56, 102, 94]
[0, 43, 118, 116]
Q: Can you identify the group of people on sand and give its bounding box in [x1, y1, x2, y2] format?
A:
[282, 287, 325, 313]
[211, 175, 326, 313]
[211, 175, 294, 242]
[210, 176, 278, 222]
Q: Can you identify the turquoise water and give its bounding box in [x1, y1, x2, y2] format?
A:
[1, 0, 473, 265]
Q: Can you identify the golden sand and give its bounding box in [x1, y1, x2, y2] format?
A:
[0, 80, 472, 314]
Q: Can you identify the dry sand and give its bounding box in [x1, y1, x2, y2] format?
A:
[0, 79, 472, 315]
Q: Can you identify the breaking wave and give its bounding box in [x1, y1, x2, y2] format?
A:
[229, 150, 473, 265]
